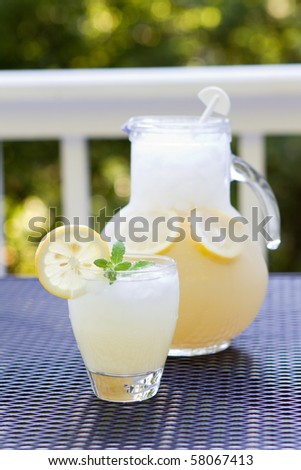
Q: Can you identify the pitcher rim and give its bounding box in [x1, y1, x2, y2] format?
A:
[122, 116, 231, 136]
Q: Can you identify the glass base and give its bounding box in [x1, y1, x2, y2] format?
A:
[169, 340, 231, 357]
[87, 368, 163, 403]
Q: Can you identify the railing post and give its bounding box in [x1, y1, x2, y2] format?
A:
[60, 137, 90, 225]
[0, 143, 5, 276]
[237, 134, 267, 256]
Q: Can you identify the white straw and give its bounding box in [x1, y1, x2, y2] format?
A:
[198, 86, 231, 124]
[199, 93, 220, 123]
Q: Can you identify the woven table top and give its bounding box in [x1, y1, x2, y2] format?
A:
[0, 275, 301, 450]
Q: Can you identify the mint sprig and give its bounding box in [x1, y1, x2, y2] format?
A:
[94, 241, 154, 284]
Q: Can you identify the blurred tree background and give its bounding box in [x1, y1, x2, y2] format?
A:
[1, 0, 301, 273]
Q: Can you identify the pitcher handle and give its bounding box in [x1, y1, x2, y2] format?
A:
[231, 154, 281, 250]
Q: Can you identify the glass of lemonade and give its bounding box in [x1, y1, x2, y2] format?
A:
[67, 254, 179, 403]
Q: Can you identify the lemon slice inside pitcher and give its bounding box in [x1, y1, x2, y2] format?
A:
[115, 209, 178, 254]
[35, 225, 110, 299]
[190, 209, 246, 261]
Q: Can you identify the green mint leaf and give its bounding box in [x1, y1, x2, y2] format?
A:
[93, 241, 154, 285]
[105, 270, 117, 285]
[111, 241, 125, 265]
[114, 261, 132, 271]
[94, 258, 109, 269]
[130, 260, 155, 270]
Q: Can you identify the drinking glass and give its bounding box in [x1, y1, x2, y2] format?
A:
[68, 255, 179, 402]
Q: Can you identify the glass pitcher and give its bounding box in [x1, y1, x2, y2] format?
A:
[104, 116, 280, 356]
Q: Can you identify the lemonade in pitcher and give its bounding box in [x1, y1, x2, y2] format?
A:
[104, 92, 280, 356]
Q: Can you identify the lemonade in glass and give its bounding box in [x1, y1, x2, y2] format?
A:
[35, 226, 179, 402]
[68, 254, 179, 402]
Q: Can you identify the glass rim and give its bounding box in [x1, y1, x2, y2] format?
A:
[122, 115, 231, 136]
[83, 254, 177, 283]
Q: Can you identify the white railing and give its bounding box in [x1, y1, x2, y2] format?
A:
[1, 64, 301, 274]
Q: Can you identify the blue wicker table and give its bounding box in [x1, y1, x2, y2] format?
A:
[0, 275, 300, 450]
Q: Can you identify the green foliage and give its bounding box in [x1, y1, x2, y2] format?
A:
[267, 136, 301, 272]
[4, 141, 61, 273]
[1, 0, 301, 272]
[90, 139, 131, 228]
[1, 0, 300, 69]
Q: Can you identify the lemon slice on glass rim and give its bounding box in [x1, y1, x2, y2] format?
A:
[35, 225, 110, 299]
[190, 209, 247, 261]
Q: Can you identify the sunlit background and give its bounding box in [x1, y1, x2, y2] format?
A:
[1, 0, 301, 274]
